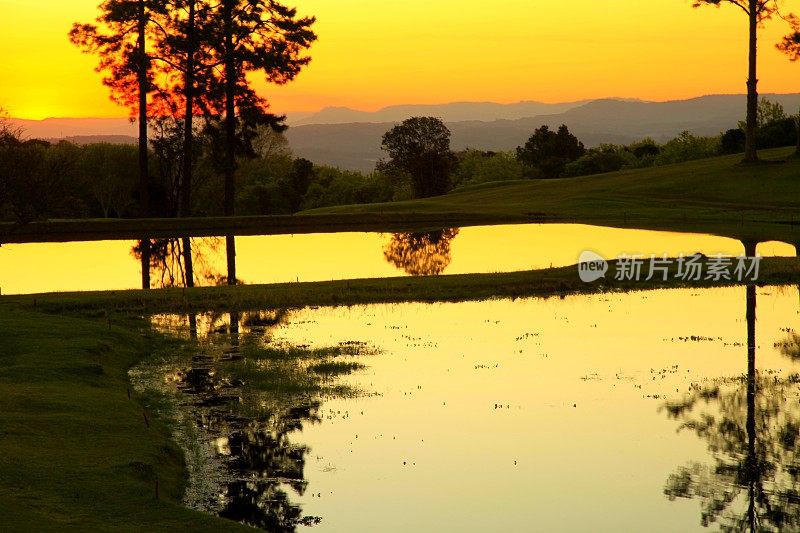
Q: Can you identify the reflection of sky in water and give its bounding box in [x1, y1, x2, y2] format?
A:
[156, 286, 800, 531]
[1, 224, 796, 294]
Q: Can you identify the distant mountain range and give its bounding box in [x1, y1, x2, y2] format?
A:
[11, 117, 138, 139]
[285, 94, 800, 171]
[286, 100, 593, 125]
[11, 94, 800, 172]
[42, 135, 138, 146]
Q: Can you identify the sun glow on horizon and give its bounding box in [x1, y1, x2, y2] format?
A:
[3, 0, 800, 119]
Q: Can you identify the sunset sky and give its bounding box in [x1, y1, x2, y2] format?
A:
[3, 0, 800, 119]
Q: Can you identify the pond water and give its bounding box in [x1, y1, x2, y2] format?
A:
[1, 223, 796, 294]
[136, 285, 800, 532]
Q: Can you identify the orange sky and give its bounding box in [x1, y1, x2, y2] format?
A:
[3, 0, 800, 119]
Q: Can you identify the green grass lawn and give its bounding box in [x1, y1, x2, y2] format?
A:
[0, 307, 249, 531]
[308, 147, 800, 243]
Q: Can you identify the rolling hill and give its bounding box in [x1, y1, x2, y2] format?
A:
[12, 93, 800, 173]
[285, 94, 800, 172]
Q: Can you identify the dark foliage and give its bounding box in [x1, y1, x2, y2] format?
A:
[516, 124, 585, 178]
[720, 128, 746, 154]
[380, 117, 455, 198]
[757, 117, 797, 149]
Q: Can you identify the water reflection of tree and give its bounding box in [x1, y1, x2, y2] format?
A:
[662, 286, 800, 530]
[153, 310, 290, 341]
[176, 365, 320, 531]
[132, 237, 226, 288]
[383, 228, 459, 275]
[217, 405, 323, 531]
[776, 332, 800, 361]
[166, 310, 327, 531]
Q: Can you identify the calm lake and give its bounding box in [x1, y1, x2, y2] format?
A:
[134, 285, 800, 532]
[1, 223, 796, 294]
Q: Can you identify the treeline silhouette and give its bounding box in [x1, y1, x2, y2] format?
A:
[0, 126, 399, 223]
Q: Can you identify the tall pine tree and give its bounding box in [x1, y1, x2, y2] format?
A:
[692, 1, 779, 164]
[70, 0, 166, 289]
[206, 0, 315, 284]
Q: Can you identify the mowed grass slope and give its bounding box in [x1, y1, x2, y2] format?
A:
[308, 147, 800, 243]
[0, 307, 248, 531]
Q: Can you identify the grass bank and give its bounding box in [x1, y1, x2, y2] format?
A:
[309, 147, 800, 244]
[0, 307, 249, 531]
[0, 211, 524, 244]
[4, 257, 800, 316]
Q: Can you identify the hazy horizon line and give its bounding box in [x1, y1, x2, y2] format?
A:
[10, 92, 800, 122]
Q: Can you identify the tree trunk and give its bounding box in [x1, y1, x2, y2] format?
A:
[795, 111, 800, 156]
[229, 310, 239, 346]
[743, 0, 759, 164]
[137, 0, 151, 290]
[181, 236, 194, 288]
[225, 235, 236, 285]
[181, 0, 196, 288]
[223, 0, 237, 285]
[746, 284, 756, 439]
[745, 284, 757, 530]
[742, 239, 758, 258]
[188, 313, 198, 340]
